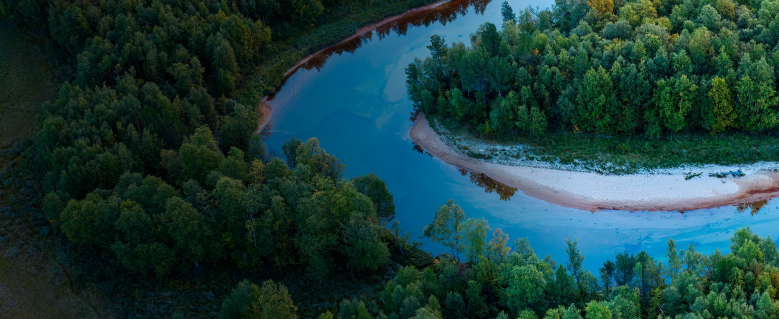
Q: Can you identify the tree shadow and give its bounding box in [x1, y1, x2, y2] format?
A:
[735, 199, 769, 215]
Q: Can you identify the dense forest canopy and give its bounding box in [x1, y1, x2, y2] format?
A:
[4, 0, 779, 318]
[0, 0, 420, 276]
[0, 0, 423, 315]
[406, 0, 779, 138]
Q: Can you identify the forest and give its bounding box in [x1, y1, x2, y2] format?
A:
[0, 0, 434, 316]
[406, 0, 779, 138]
[321, 215, 779, 319]
[2, 0, 779, 318]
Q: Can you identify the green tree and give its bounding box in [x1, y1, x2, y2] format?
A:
[159, 197, 213, 263]
[444, 292, 466, 318]
[487, 228, 511, 262]
[501, 1, 516, 23]
[343, 212, 389, 272]
[219, 148, 249, 182]
[463, 218, 490, 263]
[219, 102, 261, 152]
[466, 280, 489, 319]
[338, 299, 373, 319]
[477, 23, 501, 57]
[59, 197, 99, 245]
[490, 95, 515, 136]
[665, 239, 681, 280]
[576, 67, 614, 133]
[563, 306, 583, 319]
[654, 75, 697, 133]
[449, 88, 471, 121]
[585, 301, 612, 319]
[214, 177, 246, 238]
[529, 105, 548, 137]
[504, 265, 546, 313]
[252, 280, 297, 319]
[700, 5, 722, 30]
[423, 200, 466, 260]
[179, 126, 223, 184]
[608, 286, 640, 319]
[736, 73, 779, 132]
[552, 264, 576, 306]
[566, 238, 585, 288]
[221, 280, 260, 319]
[292, 0, 324, 25]
[707, 76, 736, 134]
[352, 173, 395, 223]
[600, 259, 615, 292]
[220, 280, 297, 319]
[427, 34, 448, 61]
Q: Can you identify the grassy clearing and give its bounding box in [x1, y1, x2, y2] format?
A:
[526, 132, 779, 173]
[0, 21, 57, 147]
[435, 115, 779, 174]
[0, 20, 100, 319]
[0, 217, 104, 318]
[0, 258, 96, 319]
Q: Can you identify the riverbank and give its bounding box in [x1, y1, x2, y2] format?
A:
[256, 0, 451, 133]
[410, 113, 779, 211]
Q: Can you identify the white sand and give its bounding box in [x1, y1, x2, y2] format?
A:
[410, 113, 779, 211]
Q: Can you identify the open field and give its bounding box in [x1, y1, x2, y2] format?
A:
[432, 114, 779, 175]
[0, 20, 102, 319]
[0, 22, 57, 147]
[0, 235, 101, 319]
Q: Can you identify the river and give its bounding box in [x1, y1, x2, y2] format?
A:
[263, 0, 779, 271]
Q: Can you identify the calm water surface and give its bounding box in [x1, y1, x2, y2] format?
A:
[264, 0, 779, 270]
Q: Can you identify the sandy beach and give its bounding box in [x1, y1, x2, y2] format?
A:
[410, 113, 779, 211]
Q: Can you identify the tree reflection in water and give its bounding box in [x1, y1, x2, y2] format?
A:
[735, 200, 769, 215]
[411, 142, 429, 156]
[300, 0, 492, 72]
[459, 169, 517, 201]
[265, 0, 492, 103]
[411, 144, 516, 200]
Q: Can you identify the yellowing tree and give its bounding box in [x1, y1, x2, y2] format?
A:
[588, 0, 614, 14]
[708, 77, 736, 134]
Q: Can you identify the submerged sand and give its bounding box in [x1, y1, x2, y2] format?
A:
[410, 113, 779, 211]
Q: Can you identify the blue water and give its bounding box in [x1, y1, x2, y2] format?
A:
[264, 0, 779, 271]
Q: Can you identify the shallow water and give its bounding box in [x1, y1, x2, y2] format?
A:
[264, 0, 779, 270]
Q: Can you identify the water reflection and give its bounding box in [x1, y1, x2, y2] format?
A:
[459, 169, 518, 201]
[411, 142, 429, 156]
[263, 0, 779, 271]
[735, 200, 769, 215]
[299, 0, 492, 73]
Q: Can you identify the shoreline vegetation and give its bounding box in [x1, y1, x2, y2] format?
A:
[401, 0, 779, 210]
[411, 112, 779, 211]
